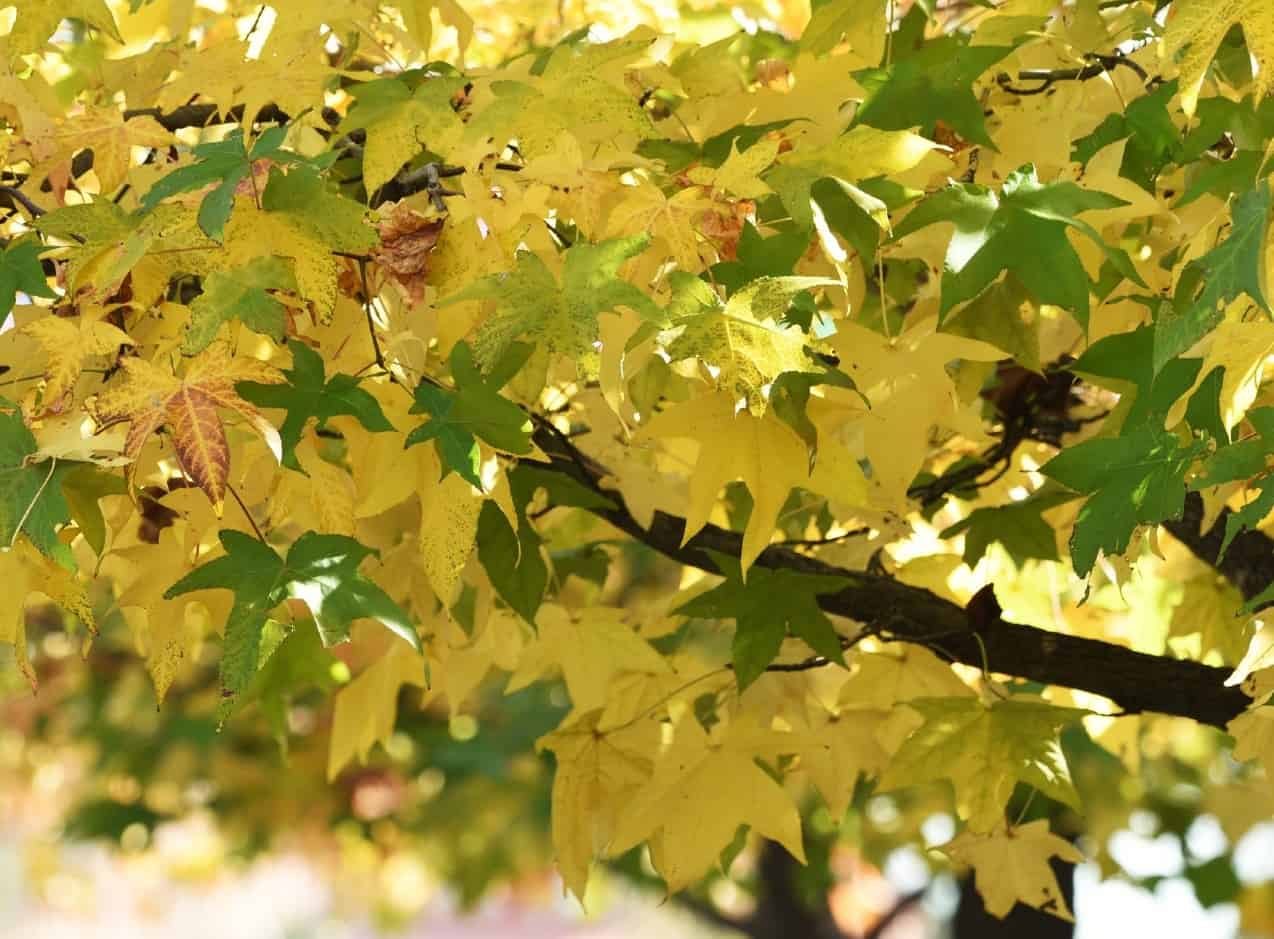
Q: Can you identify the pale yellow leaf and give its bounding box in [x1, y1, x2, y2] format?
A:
[327, 642, 428, 780]
[942, 819, 1083, 921]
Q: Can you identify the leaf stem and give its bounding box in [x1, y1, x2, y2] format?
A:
[227, 482, 267, 543]
[11, 457, 56, 548]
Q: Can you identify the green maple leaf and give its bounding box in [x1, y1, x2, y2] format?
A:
[238, 619, 344, 750]
[0, 411, 75, 562]
[184, 257, 297, 354]
[1072, 80, 1182, 192]
[890, 163, 1144, 329]
[941, 489, 1075, 567]
[236, 339, 394, 471]
[405, 341, 533, 489]
[709, 223, 812, 294]
[853, 38, 1013, 148]
[141, 126, 303, 241]
[165, 529, 419, 712]
[770, 367, 861, 463]
[1070, 324, 1209, 432]
[0, 237, 54, 315]
[674, 551, 849, 690]
[879, 697, 1084, 831]
[259, 164, 377, 254]
[61, 465, 127, 557]
[660, 276, 834, 412]
[476, 501, 548, 624]
[1041, 424, 1207, 576]
[1154, 181, 1271, 373]
[765, 124, 938, 231]
[942, 274, 1042, 372]
[444, 235, 659, 375]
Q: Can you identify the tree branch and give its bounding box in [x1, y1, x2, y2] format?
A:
[122, 102, 341, 132]
[528, 425, 1251, 729]
[1164, 491, 1274, 607]
[996, 51, 1150, 96]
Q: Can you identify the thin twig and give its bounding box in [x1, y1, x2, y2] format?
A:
[355, 256, 400, 388]
[775, 526, 872, 548]
[11, 457, 57, 548]
[227, 482, 267, 542]
[996, 51, 1150, 96]
[0, 186, 44, 218]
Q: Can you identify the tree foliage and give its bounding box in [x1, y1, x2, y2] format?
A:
[3, 0, 1274, 930]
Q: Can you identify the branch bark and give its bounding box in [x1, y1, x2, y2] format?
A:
[1164, 492, 1274, 607]
[529, 425, 1252, 729]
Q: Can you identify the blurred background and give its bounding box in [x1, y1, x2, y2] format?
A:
[3, 658, 1274, 939]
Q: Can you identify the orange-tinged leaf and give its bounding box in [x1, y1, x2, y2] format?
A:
[91, 346, 283, 512]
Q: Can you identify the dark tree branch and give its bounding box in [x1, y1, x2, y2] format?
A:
[527, 424, 1252, 729]
[996, 51, 1150, 96]
[0, 185, 44, 218]
[122, 102, 340, 132]
[1164, 492, 1274, 607]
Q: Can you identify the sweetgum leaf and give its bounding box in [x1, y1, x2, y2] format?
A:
[237, 340, 394, 472]
[0, 237, 54, 315]
[890, 164, 1143, 329]
[0, 411, 75, 562]
[405, 341, 533, 488]
[141, 126, 299, 240]
[675, 551, 849, 689]
[1153, 181, 1271, 373]
[853, 38, 1013, 148]
[165, 529, 418, 712]
[1041, 425, 1207, 576]
[184, 256, 297, 354]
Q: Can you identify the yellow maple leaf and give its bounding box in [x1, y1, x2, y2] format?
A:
[839, 647, 976, 709]
[1230, 705, 1274, 778]
[607, 179, 712, 273]
[349, 79, 464, 195]
[941, 819, 1084, 920]
[1166, 317, 1274, 433]
[0, 536, 95, 688]
[5, 0, 122, 57]
[417, 448, 483, 604]
[793, 703, 892, 818]
[767, 125, 941, 230]
[1163, 0, 1274, 117]
[685, 138, 780, 201]
[659, 276, 834, 412]
[831, 321, 1002, 510]
[608, 713, 805, 892]
[22, 313, 133, 414]
[507, 604, 670, 712]
[296, 439, 356, 536]
[113, 522, 212, 704]
[327, 641, 429, 780]
[432, 608, 526, 715]
[217, 207, 345, 324]
[51, 107, 172, 192]
[639, 391, 813, 574]
[879, 697, 1084, 831]
[538, 709, 659, 900]
[90, 346, 283, 513]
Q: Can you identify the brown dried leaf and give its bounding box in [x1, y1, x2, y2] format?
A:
[373, 205, 445, 303]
